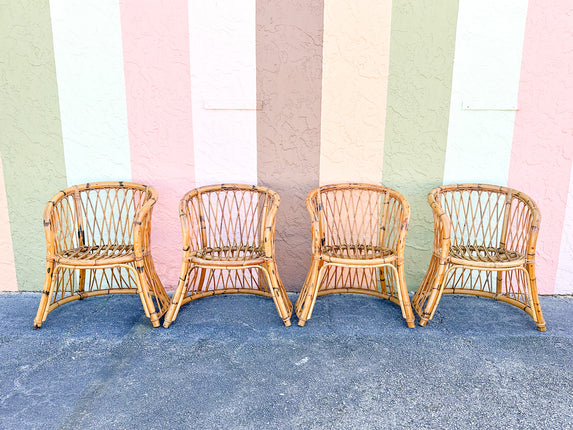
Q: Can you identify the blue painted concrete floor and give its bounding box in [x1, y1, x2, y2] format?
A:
[1, 292, 572, 429]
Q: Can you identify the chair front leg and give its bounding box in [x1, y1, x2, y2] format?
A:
[33, 261, 57, 329]
[163, 260, 193, 328]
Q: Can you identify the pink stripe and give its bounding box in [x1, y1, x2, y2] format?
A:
[120, 0, 195, 289]
[508, 0, 573, 294]
[0, 152, 18, 291]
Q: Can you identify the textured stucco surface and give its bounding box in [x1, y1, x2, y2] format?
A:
[257, 0, 324, 291]
[120, 0, 196, 289]
[50, 0, 132, 185]
[508, 0, 573, 295]
[190, 1, 258, 188]
[0, 157, 17, 291]
[442, 0, 527, 186]
[1, 1, 572, 296]
[383, 0, 459, 289]
[0, 0, 67, 291]
[319, 0, 392, 185]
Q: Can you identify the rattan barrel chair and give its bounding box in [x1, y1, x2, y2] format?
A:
[295, 183, 415, 328]
[33, 182, 170, 328]
[163, 184, 293, 327]
[412, 184, 546, 330]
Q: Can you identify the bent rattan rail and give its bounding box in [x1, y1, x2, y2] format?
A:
[163, 184, 293, 327]
[295, 183, 415, 328]
[33, 182, 170, 328]
[412, 183, 546, 331]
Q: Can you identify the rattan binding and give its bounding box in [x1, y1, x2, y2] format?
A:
[163, 184, 293, 327]
[295, 183, 415, 328]
[412, 183, 546, 330]
[33, 182, 170, 328]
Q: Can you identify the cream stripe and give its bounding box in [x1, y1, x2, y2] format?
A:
[319, 0, 392, 185]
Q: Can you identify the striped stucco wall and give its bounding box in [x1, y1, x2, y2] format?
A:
[1, 0, 572, 295]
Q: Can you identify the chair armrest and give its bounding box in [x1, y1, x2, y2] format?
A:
[428, 190, 451, 260]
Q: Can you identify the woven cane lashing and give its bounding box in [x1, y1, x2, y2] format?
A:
[311, 185, 404, 260]
[50, 185, 147, 258]
[184, 187, 270, 262]
[437, 186, 533, 259]
[163, 184, 293, 327]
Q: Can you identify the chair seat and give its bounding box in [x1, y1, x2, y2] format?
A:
[190, 246, 266, 266]
[449, 245, 526, 268]
[55, 244, 135, 265]
[319, 244, 396, 265]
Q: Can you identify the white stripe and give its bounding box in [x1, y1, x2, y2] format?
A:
[189, 0, 257, 187]
[555, 167, 573, 294]
[443, 0, 528, 186]
[50, 0, 131, 185]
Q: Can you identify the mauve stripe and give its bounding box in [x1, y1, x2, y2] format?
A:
[256, 0, 324, 291]
[120, 0, 195, 289]
[508, 0, 573, 294]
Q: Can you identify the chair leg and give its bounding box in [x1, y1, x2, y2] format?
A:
[261, 261, 292, 326]
[416, 256, 449, 327]
[525, 264, 546, 331]
[78, 269, 86, 297]
[296, 259, 325, 326]
[33, 262, 57, 329]
[132, 264, 161, 328]
[163, 260, 193, 328]
[395, 262, 415, 328]
[295, 259, 315, 317]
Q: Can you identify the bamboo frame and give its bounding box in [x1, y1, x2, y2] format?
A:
[295, 183, 415, 328]
[163, 184, 293, 327]
[33, 182, 170, 328]
[412, 183, 546, 331]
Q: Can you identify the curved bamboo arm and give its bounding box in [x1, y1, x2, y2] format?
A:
[428, 188, 451, 261]
[512, 190, 541, 264]
[43, 189, 68, 258]
[305, 189, 322, 254]
[262, 188, 280, 258]
[132, 186, 158, 260]
[391, 191, 410, 259]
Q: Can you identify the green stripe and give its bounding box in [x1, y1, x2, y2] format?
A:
[0, 1, 67, 291]
[383, 0, 459, 290]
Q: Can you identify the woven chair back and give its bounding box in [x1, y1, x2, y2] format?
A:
[49, 184, 150, 253]
[182, 185, 278, 259]
[433, 185, 537, 256]
[308, 184, 407, 255]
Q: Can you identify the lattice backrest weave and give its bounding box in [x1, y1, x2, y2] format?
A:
[182, 185, 277, 252]
[308, 184, 407, 251]
[47, 183, 150, 253]
[434, 185, 537, 254]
